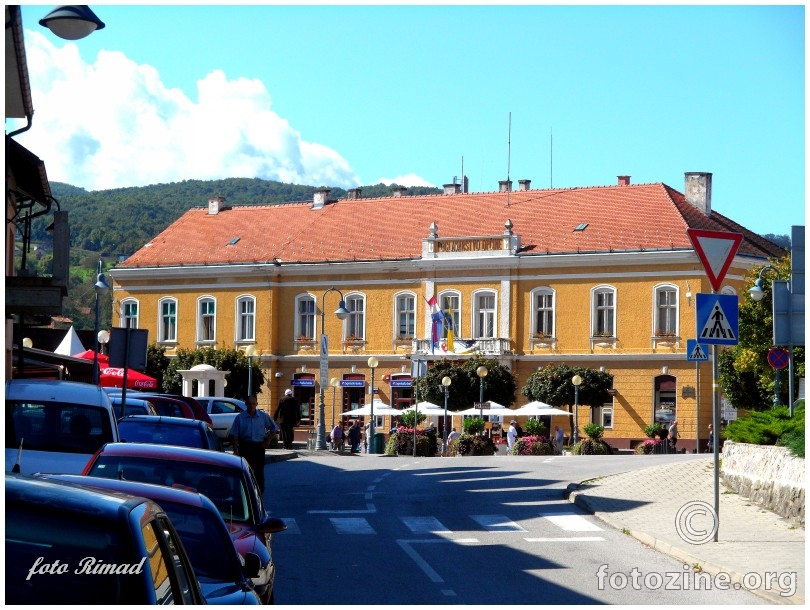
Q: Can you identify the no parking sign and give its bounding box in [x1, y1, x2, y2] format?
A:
[768, 347, 790, 370]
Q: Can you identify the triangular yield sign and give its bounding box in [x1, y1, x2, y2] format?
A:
[687, 229, 743, 292]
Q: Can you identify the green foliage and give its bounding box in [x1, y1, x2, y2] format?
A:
[643, 423, 664, 438]
[572, 439, 612, 455]
[463, 417, 485, 434]
[388, 427, 438, 457]
[723, 406, 804, 448]
[145, 344, 171, 391]
[398, 409, 426, 428]
[451, 433, 496, 456]
[583, 423, 604, 440]
[414, 356, 517, 411]
[776, 429, 805, 458]
[511, 436, 554, 456]
[163, 345, 264, 398]
[524, 418, 546, 437]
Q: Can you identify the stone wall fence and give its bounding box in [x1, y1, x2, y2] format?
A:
[721, 440, 805, 525]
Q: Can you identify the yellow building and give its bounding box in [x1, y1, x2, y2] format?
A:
[109, 173, 784, 450]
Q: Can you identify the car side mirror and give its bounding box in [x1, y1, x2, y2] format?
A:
[257, 514, 287, 534]
[242, 552, 261, 579]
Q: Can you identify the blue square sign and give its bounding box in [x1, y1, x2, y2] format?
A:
[695, 293, 739, 346]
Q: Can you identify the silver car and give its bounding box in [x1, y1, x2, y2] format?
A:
[194, 396, 249, 444]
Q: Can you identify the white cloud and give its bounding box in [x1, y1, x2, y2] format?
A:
[376, 173, 436, 188]
[15, 31, 364, 191]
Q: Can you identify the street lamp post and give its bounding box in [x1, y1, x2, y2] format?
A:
[748, 264, 789, 410]
[245, 345, 257, 396]
[476, 365, 488, 420]
[330, 377, 340, 428]
[572, 374, 582, 444]
[93, 263, 110, 385]
[441, 376, 452, 455]
[317, 288, 350, 450]
[367, 356, 379, 453]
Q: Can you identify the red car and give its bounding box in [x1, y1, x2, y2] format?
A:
[83, 443, 285, 603]
[131, 393, 213, 426]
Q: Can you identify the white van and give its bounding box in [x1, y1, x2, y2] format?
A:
[6, 379, 119, 474]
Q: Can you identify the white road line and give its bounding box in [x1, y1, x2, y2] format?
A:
[543, 514, 604, 531]
[330, 517, 376, 534]
[470, 514, 527, 532]
[401, 516, 450, 534]
[397, 539, 481, 584]
[524, 536, 605, 542]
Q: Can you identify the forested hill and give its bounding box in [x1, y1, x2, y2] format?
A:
[47, 178, 442, 260]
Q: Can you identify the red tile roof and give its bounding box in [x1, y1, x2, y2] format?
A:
[120, 182, 785, 268]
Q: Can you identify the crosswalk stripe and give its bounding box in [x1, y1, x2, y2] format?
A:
[470, 514, 526, 532]
[543, 514, 603, 531]
[330, 517, 376, 534]
[401, 516, 450, 533]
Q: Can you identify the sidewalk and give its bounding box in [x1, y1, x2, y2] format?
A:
[565, 457, 805, 604]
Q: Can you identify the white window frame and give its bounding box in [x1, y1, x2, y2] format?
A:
[529, 287, 556, 348]
[652, 283, 679, 348]
[472, 290, 497, 339]
[344, 293, 366, 341]
[120, 299, 139, 329]
[158, 297, 177, 343]
[295, 293, 316, 343]
[235, 295, 256, 343]
[438, 290, 461, 339]
[197, 296, 217, 344]
[394, 292, 416, 339]
[590, 285, 616, 349]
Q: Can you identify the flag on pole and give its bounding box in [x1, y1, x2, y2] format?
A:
[426, 295, 438, 309]
[444, 310, 455, 352]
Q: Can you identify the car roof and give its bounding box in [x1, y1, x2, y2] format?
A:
[41, 474, 213, 511]
[6, 473, 152, 520]
[95, 442, 243, 467]
[117, 415, 209, 428]
[5, 379, 111, 406]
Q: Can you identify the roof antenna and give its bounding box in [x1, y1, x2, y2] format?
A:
[506, 112, 511, 208]
[550, 128, 553, 189]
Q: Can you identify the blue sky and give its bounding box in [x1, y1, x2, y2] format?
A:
[14, 4, 805, 237]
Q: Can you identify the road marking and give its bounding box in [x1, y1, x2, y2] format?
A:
[330, 517, 375, 534]
[470, 514, 526, 532]
[524, 536, 605, 542]
[543, 514, 603, 531]
[401, 516, 450, 533]
[397, 538, 480, 584]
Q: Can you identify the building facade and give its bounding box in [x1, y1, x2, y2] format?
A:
[109, 173, 784, 450]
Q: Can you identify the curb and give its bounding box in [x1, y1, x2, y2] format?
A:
[565, 482, 802, 606]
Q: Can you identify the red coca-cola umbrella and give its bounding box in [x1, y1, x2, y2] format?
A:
[72, 349, 158, 390]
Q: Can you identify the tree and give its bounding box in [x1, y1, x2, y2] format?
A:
[522, 363, 613, 434]
[414, 355, 517, 411]
[145, 344, 171, 391]
[163, 346, 265, 399]
[719, 256, 805, 410]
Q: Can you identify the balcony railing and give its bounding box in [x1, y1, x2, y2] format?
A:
[412, 337, 511, 356]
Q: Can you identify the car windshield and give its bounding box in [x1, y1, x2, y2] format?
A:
[88, 456, 252, 523]
[118, 421, 206, 449]
[6, 401, 114, 454]
[160, 501, 240, 582]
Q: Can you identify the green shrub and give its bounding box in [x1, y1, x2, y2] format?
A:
[572, 439, 612, 455]
[643, 423, 664, 438]
[512, 435, 554, 455]
[723, 406, 804, 446]
[524, 418, 547, 437]
[583, 423, 604, 440]
[451, 433, 496, 456]
[776, 429, 805, 458]
[388, 427, 439, 456]
[398, 410, 426, 428]
[463, 417, 485, 435]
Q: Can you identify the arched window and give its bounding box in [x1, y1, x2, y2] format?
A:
[120, 299, 139, 329]
[296, 293, 316, 340]
[591, 285, 616, 337]
[472, 290, 496, 339]
[345, 293, 365, 340]
[438, 290, 461, 338]
[394, 292, 416, 338]
[197, 296, 216, 343]
[531, 287, 555, 338]
[235, 295, 256, 342]
[158, 297, 177, 343]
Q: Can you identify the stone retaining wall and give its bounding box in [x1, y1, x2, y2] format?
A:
[721, 440, 805, 525]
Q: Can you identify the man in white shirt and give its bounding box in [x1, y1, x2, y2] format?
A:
[507, 420, 518, 452]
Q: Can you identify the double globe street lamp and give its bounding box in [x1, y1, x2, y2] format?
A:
[316, 289, 350, 450]
[572, 373, 583, 445]
[92, 263, 110, 385]
[476, 365, 488, 419]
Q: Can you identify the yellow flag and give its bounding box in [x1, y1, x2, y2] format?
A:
[447, 328, 454, 352]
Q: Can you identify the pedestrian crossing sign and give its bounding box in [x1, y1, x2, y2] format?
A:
[696, 293, 739, 346]
[686, 339, 710, 361]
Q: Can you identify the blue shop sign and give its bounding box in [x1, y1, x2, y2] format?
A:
[291, 378, 315, 387]
[341, 379, 366, 388]
[390, 379, 412, 387]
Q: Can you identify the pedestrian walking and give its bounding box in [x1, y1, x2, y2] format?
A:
[705, 424, 714, 453]
[507, 419, 518, 452]
[330, 423, 345, 451]
[347, 419, 362, 453]
[447, 427, 460, 445]
[273, 389, 300, 450]
[553, 425, 565, 455]
[228, 394, 277, 494]
[363, 419, 372, 453]
[668, 420, 679, 451]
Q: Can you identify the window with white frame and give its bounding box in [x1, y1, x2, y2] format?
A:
[345, 294, 365, 339]
[654, 285, 677, 336]
[592, 286, 616, 337]
[197, 297, 216, 342]
[532, 288, 555, 337]
[158, 298, 177, 342]
[395, 293, 415, 338]
[236, 295, 256, 342]
[439, 291, 460, 338]
[121, 299, 139, 329]
[296, 294, 315, 340]
[473, 291, 496, 338]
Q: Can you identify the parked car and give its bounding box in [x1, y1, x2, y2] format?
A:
[83, 443, 286, 603]
[43, 474, 265, 604]
[6, 473, 205, 604]
[110, 396, 159, 421]
[5, 379, 119, 475]
[117, 415, 222, 451]
[194, 396, 250, 443]
[134, 393, 213, 426]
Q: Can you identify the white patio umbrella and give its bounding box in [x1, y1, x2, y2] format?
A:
[457, 404, 517, 417]
[342, 400, 401, 416]
[401, 401, 445, 415]
[514, 401, 571, 417]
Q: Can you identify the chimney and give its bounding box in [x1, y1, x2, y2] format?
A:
[518, 179, 531, 191]
[684, 172, 712, 216]
[443, 183, 461, 195]
[498, 180, 512, 192]
[346, 188, 362, 200]
[392, 186, 408, 197]
[463, 176, 469, 193]
[208, 196, 226, 215]
[312, 188, 331, 210]
[617, 175, 631, 186]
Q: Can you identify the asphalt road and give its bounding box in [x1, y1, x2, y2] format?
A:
[264, 454, 763, 606]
